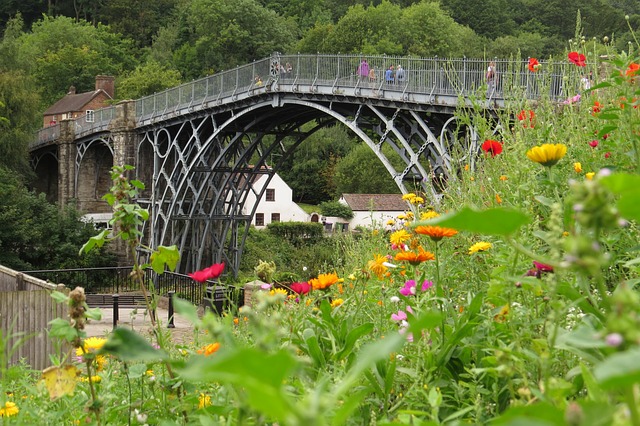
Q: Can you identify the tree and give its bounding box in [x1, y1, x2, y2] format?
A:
[0, 71, 40, 175]
[170, 0, 297, 78]
[15, 15, 136, 106]
[0, 167, 115, 270]
[441, 0, 516, 39]
[334, 142, 403, 195]
[117, 60, 183, 99]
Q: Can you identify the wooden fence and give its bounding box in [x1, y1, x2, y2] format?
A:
[0, 265, 68, 371]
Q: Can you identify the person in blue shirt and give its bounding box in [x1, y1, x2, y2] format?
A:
[385, 66, 395, 85]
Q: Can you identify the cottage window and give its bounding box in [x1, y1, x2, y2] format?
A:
[86, 110, 95, 123]
[255, 213, 264, 226]
[271, 213, 280, 223]
[266, 188, 275, 201]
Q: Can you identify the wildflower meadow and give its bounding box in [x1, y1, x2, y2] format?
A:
[1, 40, 640, 425]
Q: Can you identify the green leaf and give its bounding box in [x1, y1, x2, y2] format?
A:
[84, 307, 103, 321]
[48, 318, 79, 342]
[335, 322, 374, 361]
[491, 402, 564, 425]
[303, 328, 326, 368]
[127, 363, 149, 379]
[178, 347, 299, 422]
[594, 347, 640, 388]
[600, 173, 640, 222]
[580, 363, 607, 402]
[414, 207, 530, 236]
[99, 328, 168, 362]
[331, 388, 369, 426]
[172, 297, 201, 327]
[79, 229, 111, 254]
[50, 290, 69, 304]
[534, 195, 555, 207]
[150, 245, 180, 274]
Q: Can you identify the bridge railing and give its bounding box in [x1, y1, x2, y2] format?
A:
[35, 123, 61, 147]
[37, 54, 579, 145]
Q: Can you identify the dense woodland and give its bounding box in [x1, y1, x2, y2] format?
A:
[0, 0, 638, 270]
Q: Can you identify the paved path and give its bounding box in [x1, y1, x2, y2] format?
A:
[84, 307, 194, 339]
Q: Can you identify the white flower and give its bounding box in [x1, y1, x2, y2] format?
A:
[390, 296, 400, 303]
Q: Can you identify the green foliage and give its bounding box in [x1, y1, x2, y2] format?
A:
[0, 166, 115, 270]
[116, 60, 182, 99]
[334, 142, 403, 196]
[266, 221, 324, 245]
[319, 200, 353, 219]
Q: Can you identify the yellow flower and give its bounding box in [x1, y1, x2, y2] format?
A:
[397, 213, 407, 220]
[79, 375, 102, 383]
[0, 401, 19, 417]
[470, 176, 475, 181]
[330, 298, 344, 308]
[562, 231, 570, 237]
[415, 225, 458, 241]
[197, 342, 221, 356]
[386, 219, 396, 226]
[499, 175, 508, 181]
[468, 241, 492, 254]
[76, 337, 107, 371]
[309, 272, 340, 290]
[199, 393, 212, 409]
[412, 196, 424, 205]
[494, 305, 510, 323]
[420, 211, 440, 220]
[269, 288, 288, 297]
[464, 164, 470, 171]
[573, 162, 583, 173]
[367, 254, 388, 279]
[586, 172, 595, 180]
[402, 193, 416, 201]
[526, 143, 567, 167]
[390, 229, 411, 246]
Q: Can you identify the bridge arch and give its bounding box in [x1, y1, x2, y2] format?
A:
[143, 94, 478, 275]
[76, 137, 114, 213]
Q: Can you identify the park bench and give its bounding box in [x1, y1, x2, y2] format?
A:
[85, 293, 148, 308]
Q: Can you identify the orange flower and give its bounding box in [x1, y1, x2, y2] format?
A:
[495, 194, 502, 204]
[415, 225, 458, 241]
[197, 342, 221, 356]
[592, 101, 602, 115]
[394, 246, 435, 265]
[626, 62, 639, 78]
[309, 272, 340, 290]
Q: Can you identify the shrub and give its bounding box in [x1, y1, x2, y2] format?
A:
[319, 200, 354, 219]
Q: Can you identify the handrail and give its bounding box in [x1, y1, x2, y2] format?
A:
[33, 53, 579, 146]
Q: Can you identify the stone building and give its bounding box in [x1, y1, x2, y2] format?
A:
[42, 75, 115, 127]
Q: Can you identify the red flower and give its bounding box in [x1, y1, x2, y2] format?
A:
[568, 51, 586, 67]
[532, 261, 553, 273]
[592, 101, 602, 115]
[528, 58, 540, 72]
[626, 62, 639, 77]
[517, 110, 535, 128]
[481, 140, 503, 157]
[602, 133, 609, 140]
[604, 152, 611, 159]
[189, 263, 225, 283]
[588, 140, 599, 148]
[290, 282, 311, 295]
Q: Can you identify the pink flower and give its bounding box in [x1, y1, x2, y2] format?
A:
[188, 263, 225, 283]
[399, 280, 417, 296]
[391, 310, 407, 321]
[421, 280, 434, 291]
[589, 140, 599, 148]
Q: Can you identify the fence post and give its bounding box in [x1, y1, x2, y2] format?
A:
[167, 291, 176, 328]
[113, 294, 119, 330]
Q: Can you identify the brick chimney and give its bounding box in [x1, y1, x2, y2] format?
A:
[95, 75, 115, 98]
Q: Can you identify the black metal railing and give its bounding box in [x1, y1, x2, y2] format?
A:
[22, 267, 244, 309]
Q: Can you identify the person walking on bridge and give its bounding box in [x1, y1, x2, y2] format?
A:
[358, 59, 370, 83]
[396, 65, 406, 85]
[385, 65, 395, 85]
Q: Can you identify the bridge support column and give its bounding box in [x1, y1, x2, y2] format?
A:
[109, 100, 137, 168]
[108, 100, 139, 266]
[57, 119, 76, 208]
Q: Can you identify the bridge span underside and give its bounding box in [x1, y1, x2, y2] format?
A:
[137, 92, 478, 276]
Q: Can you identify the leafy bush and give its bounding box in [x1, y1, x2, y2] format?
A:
[266, 221, 324, 245]
[319, 200, 353, 219]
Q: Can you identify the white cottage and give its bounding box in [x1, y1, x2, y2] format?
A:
[243, 171, 309, 228]
[338, 193, 408, 230]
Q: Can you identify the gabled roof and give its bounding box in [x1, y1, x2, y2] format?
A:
[341, 194, 407, 211]
[43, 90, 111, 115]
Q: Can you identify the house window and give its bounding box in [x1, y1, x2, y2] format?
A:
[86, 110, 95, 123]
[266, 188, 275, 201]
[255, 213, 264, 226]
[271, 213, 280, 223]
